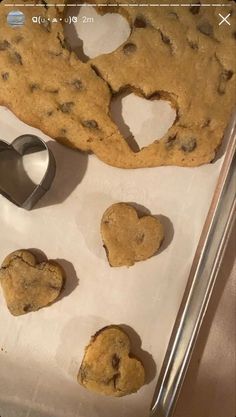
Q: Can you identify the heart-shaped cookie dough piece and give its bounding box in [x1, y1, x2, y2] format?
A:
[0, 250, 64, 316]
[78, 325, 145, 397]
[101, 203, 164, 267]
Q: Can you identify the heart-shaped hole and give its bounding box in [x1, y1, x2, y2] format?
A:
[64, 5, 131, 60]
[110, 91, 177, 152]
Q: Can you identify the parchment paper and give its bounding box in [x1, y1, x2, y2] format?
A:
[0, 6, 225, 417]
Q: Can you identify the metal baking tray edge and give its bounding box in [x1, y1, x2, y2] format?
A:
[150, 112, 236, 417]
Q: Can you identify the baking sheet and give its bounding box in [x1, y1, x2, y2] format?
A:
[0, 6, 226, 417]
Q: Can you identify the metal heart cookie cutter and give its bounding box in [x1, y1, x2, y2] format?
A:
[0, 134, 56, 210]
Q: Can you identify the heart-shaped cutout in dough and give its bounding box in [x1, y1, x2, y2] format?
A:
[0, 250, 64, 316]
[78, 325, 145, 397]
[101, 203, 164, 267]
[65, 5, 131, 60]
[110, 92, 176, 151]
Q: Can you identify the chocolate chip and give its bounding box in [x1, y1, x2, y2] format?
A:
[48, 50, 62, 57]
[1, 72, 9, 81]
[82, 120, 98, 129]
[23, 304, 33, 312]
[112, 373, 120, 389]
[46, 88, 59, 94]
[197, 21, 213, 37]
[166, 134, 177, 148]
[42, 0, 48, 9]
[12, 52, 23, 65]
[134, 16, 147, 28]
[202, 118, 211, 128]
[123, 43, 137, 55]
[189, 2, 201, 15]
[0, 40, 10, 51]
[181, 138, 197, 153]
[112, 354, 120, 370]
[221, 70, 233, 81]
[47, 110, 53, 116]
[136, 232, 145, 244]
[72, 79, 83, 90]
[168, 12, 179, 20]
[57, 33, 67, 49]
[149, 92, 161, 100]
[58, 102, 74, 113]
[160, 31, 171, 45]
[42, 20, 51, 32]
[217, 70, 233, 95]
[188, 40, 198, 50]
[29, 83, 40, 92]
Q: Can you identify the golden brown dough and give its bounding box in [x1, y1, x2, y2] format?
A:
[101, 203, 164, 266]
[0, 250, 64, 315]
[78, 325, 145, 396]
[0, 0, 235, 168]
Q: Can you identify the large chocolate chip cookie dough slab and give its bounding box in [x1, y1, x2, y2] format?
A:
[0, 1, 114, 154]
[0, 0, 235, 169]
[92, 0, 236, 165]
[0, 8, 235, 417]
